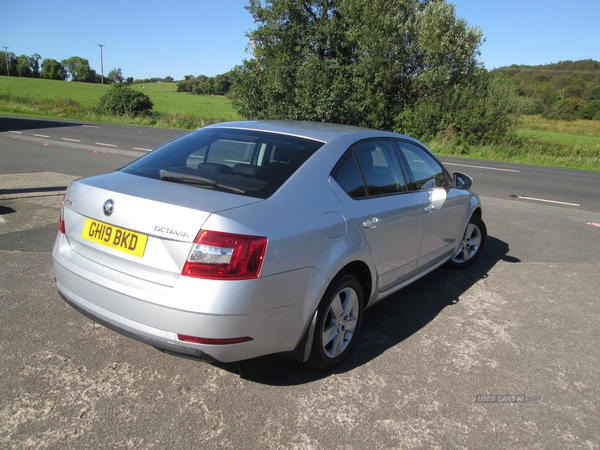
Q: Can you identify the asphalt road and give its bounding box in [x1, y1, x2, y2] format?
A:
[1, 115, 599, 449]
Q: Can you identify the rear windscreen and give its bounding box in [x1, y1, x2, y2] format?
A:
[120, 128, 324, 199]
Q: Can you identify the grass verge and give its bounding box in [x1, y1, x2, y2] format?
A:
[428, 134, 599, 171]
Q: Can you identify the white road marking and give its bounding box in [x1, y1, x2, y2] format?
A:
[82, 125, 99, 128]
[8, 131, 22, 134]
[134, 147, 152, 151]
[443, 162, 521, 173]
[33, 134, 50, 138]
[95, 142, 117, 147]
[517, 196, 580, 207]
[61, 138, 81, 142]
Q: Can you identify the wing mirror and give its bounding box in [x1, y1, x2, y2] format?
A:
[453, 172, 473, 190]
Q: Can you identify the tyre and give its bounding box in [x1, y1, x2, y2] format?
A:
[447, 215, 487, 268]
[307, 274, 364, 371]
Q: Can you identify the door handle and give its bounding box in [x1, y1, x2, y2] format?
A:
[363, 218, 380, 229]
[424, 205, 436, 213]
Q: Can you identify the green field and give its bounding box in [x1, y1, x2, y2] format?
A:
[516, 128, 600, 154]
[0, 76, 241, 122]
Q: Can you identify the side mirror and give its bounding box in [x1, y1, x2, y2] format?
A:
[453, 172, 473, 190]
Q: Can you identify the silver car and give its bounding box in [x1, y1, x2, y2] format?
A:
[53, 121, 486, 370]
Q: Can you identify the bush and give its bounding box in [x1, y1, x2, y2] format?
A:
[542, 108, 562, 120]
[395, 71, 521, 144]
[98, 85, 153, 116]
[581, 100, 600, 120]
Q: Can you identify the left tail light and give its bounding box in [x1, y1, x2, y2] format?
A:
[182, 230, 267, 280]
[59, 193, 66, 234]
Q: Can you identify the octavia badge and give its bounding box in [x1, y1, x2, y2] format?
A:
[103, 199, 115, 217]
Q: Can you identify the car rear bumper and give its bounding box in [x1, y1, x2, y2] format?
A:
[58, 290, 219, 363]
[53, 233, 328, 363]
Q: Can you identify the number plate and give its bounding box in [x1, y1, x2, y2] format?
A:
[81, 218, 148, 258]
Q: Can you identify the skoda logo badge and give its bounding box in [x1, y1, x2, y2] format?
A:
[103, 199, 115, 217]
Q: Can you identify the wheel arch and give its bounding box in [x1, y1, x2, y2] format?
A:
[282, 259, 374, 363]
[336, 260, 374, 308]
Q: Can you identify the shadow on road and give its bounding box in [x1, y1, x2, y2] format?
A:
[214, 236, 518, 385]
[0, 116, 85, 133]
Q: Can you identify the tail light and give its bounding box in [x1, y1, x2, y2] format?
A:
[59, 193, 66, 234]
[182, 231, 267, 280]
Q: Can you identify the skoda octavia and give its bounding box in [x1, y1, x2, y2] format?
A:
[53, 121, 486, 370]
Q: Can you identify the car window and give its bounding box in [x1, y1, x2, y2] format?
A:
[120, 128, 324, 199]
[395, 141, 448, 190]
[331, 151, 367, 199]
[332, 140, 407, 198]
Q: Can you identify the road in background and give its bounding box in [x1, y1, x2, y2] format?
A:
[1, 115, 599, 449]
[2, 114, 599, 211]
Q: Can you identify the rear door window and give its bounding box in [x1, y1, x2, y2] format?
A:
[332, 140, 408, 198]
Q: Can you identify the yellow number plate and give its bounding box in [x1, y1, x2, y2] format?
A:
[81, 218, 148, 258]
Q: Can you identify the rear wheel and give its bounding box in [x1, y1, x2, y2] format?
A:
[447, 216, 487, 268]
[307, 274, 364, 371]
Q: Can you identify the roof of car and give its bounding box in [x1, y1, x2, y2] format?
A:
[206, 120, 402, 144]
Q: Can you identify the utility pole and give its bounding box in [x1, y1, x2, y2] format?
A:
[97, 44, 105, 84]
[2, 46, 9, 76]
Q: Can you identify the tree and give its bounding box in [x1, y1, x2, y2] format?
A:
[214, 72, 233, 95]
[108, 68, 124, 83]
[41, 58, 67, 80]
[30, 54, 42, 77]
[16, 55, 33, 77]
[61, 56, 97, 82]
[0, 51, 17, 76]
[231, 0, 517, 142]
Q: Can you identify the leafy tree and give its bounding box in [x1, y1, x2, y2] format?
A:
[231, 0, 514, 142]
[214, 71, 233, 95]
[41, 58, 67, 80]
[397, 69, 519, 143]
[98, 84, 153, 116]
[16, 55, 33, 77]
[108, 67, 124, 83]
[11, 53, 42, 78]
[61, 56, 97, 82]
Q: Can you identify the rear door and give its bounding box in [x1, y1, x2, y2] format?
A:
[330, 140, 424, 292]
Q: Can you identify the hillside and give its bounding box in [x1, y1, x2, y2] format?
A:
[493, 59, 600, 121]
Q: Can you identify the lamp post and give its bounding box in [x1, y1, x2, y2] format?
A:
[97, 44, 105, 84]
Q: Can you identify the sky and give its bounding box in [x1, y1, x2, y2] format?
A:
[1, 0, 598, 81]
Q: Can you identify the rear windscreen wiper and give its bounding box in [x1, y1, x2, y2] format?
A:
[159, 170, 246, 194]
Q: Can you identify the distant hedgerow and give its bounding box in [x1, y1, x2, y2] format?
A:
[98, 84, 153, 116]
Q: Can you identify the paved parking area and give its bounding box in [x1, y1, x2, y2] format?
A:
[1, 171, 599, 449]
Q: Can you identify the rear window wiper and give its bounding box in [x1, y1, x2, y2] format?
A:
[159, 170, 246, 194]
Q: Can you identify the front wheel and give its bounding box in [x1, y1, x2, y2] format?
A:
[307, 274, 364, 371]
[447, 216, 487, 268]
